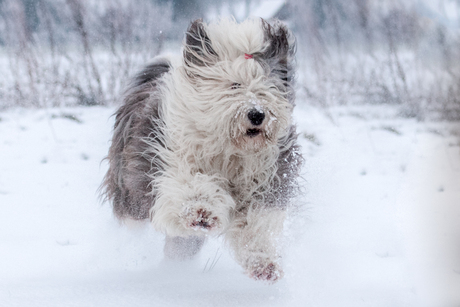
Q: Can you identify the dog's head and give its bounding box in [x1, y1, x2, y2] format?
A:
[180, 18, 296, 154]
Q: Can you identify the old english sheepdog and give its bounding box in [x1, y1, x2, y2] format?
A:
[101, 18, 303, 282]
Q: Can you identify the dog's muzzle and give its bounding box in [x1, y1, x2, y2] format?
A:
[246, 108, 265, 138]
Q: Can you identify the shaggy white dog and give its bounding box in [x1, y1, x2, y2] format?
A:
[101, 18, 303, 282]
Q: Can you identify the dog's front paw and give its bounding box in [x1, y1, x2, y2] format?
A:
[248, 261, 283, 283]
[180, 200, 222, 233]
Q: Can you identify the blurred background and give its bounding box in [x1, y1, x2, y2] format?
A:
[0, 2, 459, 306]
[0, 0, 459, 121]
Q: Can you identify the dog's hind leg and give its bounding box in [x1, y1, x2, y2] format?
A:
[163, 235, 206, 260]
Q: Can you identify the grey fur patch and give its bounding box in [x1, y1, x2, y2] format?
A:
[260, 19, 297, 105]
[184, 19, 218, 67]
[263, 125, 304, 208]
[133, 61, 171, 88]
[100, 58, 170, 220]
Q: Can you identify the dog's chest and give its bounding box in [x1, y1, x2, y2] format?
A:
[202, 152, 275, 197]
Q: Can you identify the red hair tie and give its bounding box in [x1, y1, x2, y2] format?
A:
[244, 53, 253, 59]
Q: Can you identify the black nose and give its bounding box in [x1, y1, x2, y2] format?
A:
[248, 108, 265, 126]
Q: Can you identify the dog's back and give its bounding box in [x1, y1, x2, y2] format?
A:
[101, 58, 170, 220]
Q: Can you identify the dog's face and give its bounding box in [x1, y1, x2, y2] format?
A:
[181, 18, 296, 154]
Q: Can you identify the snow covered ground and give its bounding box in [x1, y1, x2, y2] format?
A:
[0, 104, 459, 306]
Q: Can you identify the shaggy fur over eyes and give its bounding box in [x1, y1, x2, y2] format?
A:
[101, 17, 303, 283]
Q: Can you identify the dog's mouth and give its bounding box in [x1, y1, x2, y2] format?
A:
[246, 128, 261, 138]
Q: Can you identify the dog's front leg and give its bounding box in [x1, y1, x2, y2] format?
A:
[151, 168, 236, 237]
[227, 207, 286, 283]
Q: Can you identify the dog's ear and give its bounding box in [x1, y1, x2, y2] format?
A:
[261, 19, 296, 86]
[184, 19, 217, 67]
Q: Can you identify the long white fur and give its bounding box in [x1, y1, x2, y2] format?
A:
[149, 19, 292, 238]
